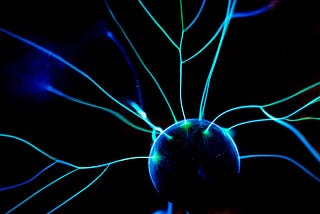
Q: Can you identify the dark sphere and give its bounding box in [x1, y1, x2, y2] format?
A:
[148, 119, 240, 210]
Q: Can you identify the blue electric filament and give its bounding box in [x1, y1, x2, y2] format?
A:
[0, 0, 319, 213]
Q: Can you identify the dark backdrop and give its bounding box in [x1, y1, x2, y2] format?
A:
[0, 0, 319, 213]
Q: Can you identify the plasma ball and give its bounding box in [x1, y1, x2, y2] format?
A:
[148, 119, 240, 210]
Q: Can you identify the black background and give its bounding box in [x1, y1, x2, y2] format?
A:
[0, 0, 319, 213]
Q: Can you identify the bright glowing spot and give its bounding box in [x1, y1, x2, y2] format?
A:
[130, 101, 147, 119]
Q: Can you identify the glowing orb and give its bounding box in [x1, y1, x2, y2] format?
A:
[148, 118, 240, 209]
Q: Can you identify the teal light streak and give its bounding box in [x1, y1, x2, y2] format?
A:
[212, 105, 262, 124]
[286, 117, 320, 122]
[67, 156, 153, 170]
[104, 0, 177, 123]
[183, 18, 224, 64]
[0, 134, 57, 161]
[263, 82, 320, 107]
[227, 117, 272, 130]
[179, 30, 187, 121]
[47, 86, 153, 134]
[241, 154, 320, 183]
[137, 0, 179, 49]
[199, 0, 237, 120]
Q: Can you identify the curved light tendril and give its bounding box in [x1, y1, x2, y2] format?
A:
[47, 86, 153, 134]
[137, 0, 179, 50]
[240, 154, 320, 183]
[0, 134, 154, 213]
[198, 0, 237, 120]
[184, 0, 207, 32]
